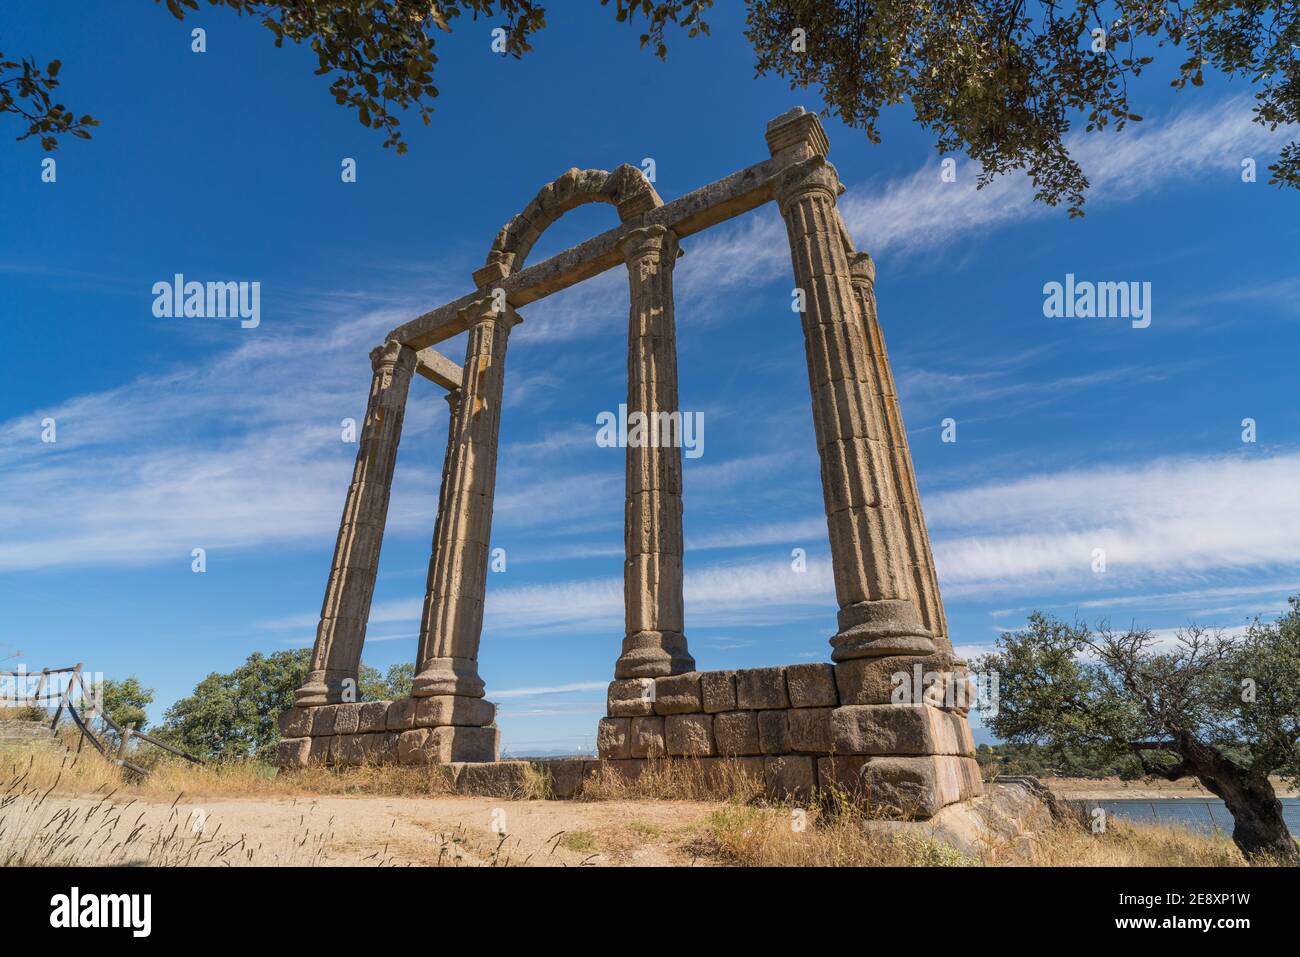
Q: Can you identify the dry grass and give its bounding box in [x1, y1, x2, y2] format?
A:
[692, 793, 1255, 867]
[578, 756, 766, 803]
[0, 757, 336, 867]
[0, 739, 1276, 868]
[0, 739, 458, 801]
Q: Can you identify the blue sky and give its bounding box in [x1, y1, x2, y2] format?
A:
[3, 3, 1298, 754]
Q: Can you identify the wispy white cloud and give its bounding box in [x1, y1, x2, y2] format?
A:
[841, 95, 1295, 256]
[929, 451, 1300, 598]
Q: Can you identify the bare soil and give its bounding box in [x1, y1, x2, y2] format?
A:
[40, 793, 724, 867]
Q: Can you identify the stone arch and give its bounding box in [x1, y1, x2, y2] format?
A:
[476, 165, 662, 284]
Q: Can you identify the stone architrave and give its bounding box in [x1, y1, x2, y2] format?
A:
[412, 296, 520, 699]
[295, 340, 417, 706]
[848, 252, 951, 651]
[767, 109, 935, 662]
[613, 225, 695, 679]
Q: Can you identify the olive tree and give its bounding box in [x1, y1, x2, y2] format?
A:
[5, 1, 1297, 213]
[977, 601, 1300, 862]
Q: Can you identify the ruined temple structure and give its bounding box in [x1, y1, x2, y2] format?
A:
[276, 108, 982, 816]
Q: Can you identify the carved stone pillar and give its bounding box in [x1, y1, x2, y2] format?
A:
[613, 225, 695, 679]
[767, 108, 935, 662]
[412, 296, 519, 699]
[414, 387, 463, 673]
[849, 253, 951, 652]
[295, 340, 417, 706]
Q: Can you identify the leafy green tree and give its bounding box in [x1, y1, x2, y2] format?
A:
[98, 675, 154, 732]
[160, 649, 311, 761]
[379, 662, 415, 700]
[977, 602, 1300, 862]
[6, 2, 1295, 212]
[159, 649, 408, 761]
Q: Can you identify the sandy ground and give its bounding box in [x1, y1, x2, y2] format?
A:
[21, 793, 725, 867]
[1044, 776, 1299, 800]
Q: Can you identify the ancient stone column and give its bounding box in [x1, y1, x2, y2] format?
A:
[613, 225, 695, 678]
[414, 387, 463, 673]
[767, 108, 935, 661]
[295, 340, 417, 706]
[412, 296, 519, 699]
[848, 252, 952, 653]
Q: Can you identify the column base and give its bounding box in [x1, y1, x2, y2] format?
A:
[830, 600, 936, 661]
[293, 669, 355, 707]
[615, 630, 695, 679]
[411, 656, 486, 698]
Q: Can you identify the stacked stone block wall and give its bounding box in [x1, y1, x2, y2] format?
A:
[275, 697, 498, 768]
[600, 658, 982, 816]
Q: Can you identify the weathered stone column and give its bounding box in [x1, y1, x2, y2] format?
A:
[414, 387, 463, 673]
[613, 225, 695, 678]
[848, 252, 951, 653]
[767, 107, 935, 662]
[412, 296, 519, 699]
[295, 340, 417, 706]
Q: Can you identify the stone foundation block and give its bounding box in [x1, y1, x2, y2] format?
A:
[664, 713, 714, 756]
[452, 760, 531, 797]
[700, 670, 737, 714]
[712, 711, 760, 756]
[816, 755, 965, 818]
[629, 716, 666, 758]
[385, 698, 419, 731]
[332, 703, 362, 735]
[600, 758, 647, 783]
[397, 728, 433, 764]
[359, 730, 399, 763]
[432, 726, 499, 763]
[785, 663, 838, 708]
[607, 678, 656, 717]
[358, 700, 391, 734]
[830, 704, 961, 755]
[308, 735, 333, 765]
[735, 667, 790, 710]
[864, 756, 964, 817]
[756, 709, 791, 754]
[833, 654, 956, 706]
[331, 733, 366, 766]
[415, 695, 496, 728]
[787, 707, 835, 753]
[597, 717, 632, 760]
[764, 755, 816, 802]
[535, 758, 587, 799]
[956, 756, 985, 799]
[278, 707, 314, 739]
[275, 736, 311, 768]
[310, 704, 340, 736]
[653, 672, 703, 715]
[950, 712, 976, 755]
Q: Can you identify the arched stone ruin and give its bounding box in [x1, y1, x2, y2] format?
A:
[276, 108, 982, 816]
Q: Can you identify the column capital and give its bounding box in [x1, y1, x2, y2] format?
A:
[848, 252, 876, 289]
[774, 155, 844, 213]
[615, 224, 681, 265]
[368, 338, 418, 375]
[765, 106, 830, 162]
[458, 294, 522, 329]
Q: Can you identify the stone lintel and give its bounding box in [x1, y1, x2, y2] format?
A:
[414, 347, 464, 391]
[386, 148, 808, 350]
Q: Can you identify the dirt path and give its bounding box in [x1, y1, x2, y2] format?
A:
[16, 793, 725, 867]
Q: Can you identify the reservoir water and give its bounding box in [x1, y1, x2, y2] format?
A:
[1082, 797, 1300, 836]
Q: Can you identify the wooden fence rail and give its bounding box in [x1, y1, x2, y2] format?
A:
[1, 662, 202, 774]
